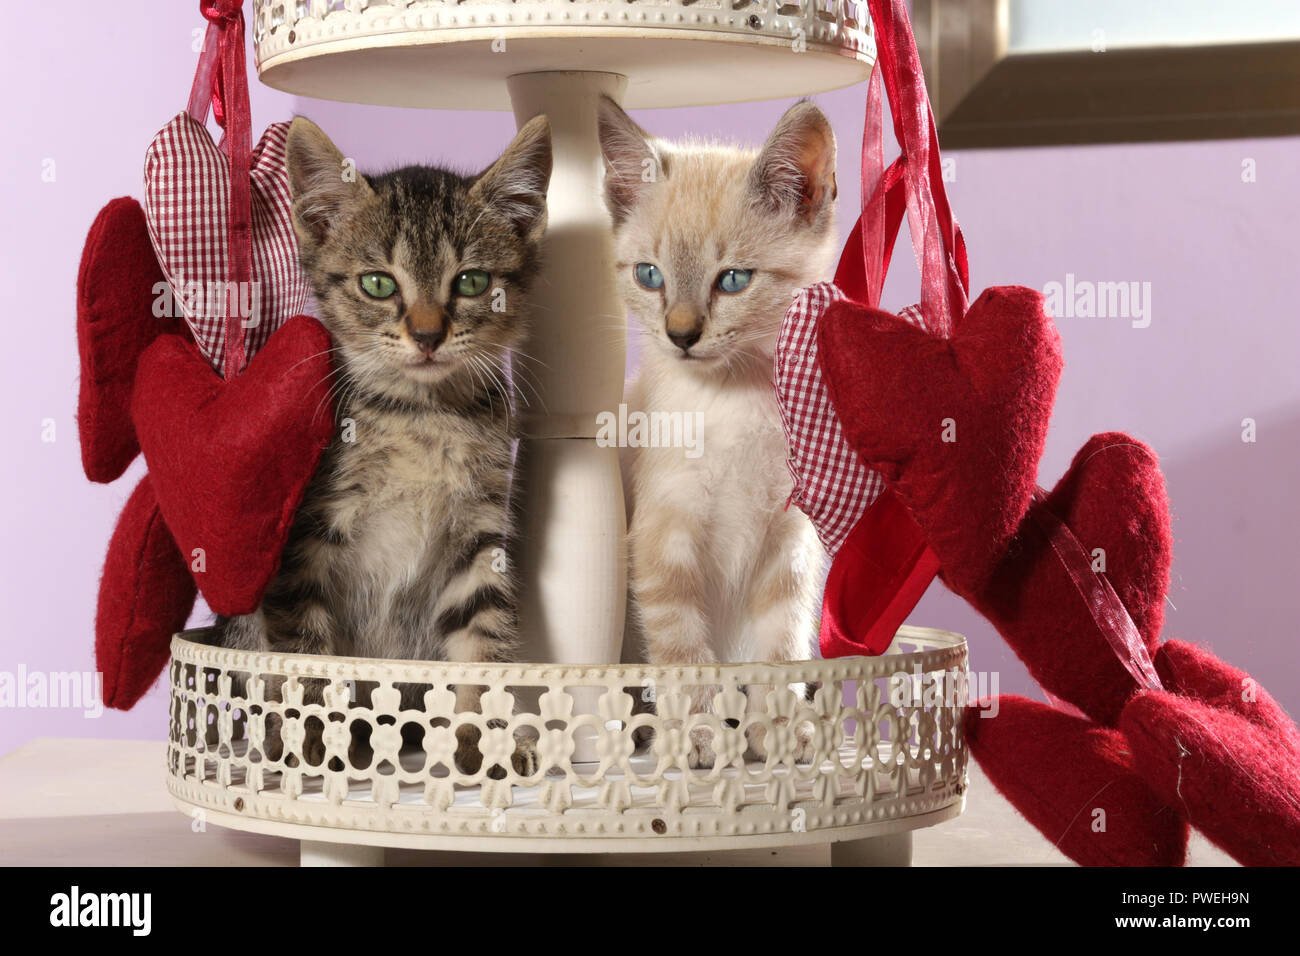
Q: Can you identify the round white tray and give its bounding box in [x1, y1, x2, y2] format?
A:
[167, 626, 968, 865]
[252, 0, 875, 109]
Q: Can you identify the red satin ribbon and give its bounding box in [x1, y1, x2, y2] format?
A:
[187, 0, 252, 379]
[855, 63, 886, 307]
[854, 0, 969, 334]
[186, 20, 220, 124]
[1027, 491, 1164, 694]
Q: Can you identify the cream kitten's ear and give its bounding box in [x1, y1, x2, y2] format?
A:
[598, 96, 663, 227]
[286, 117, 374, 246]
[748, 100, 838, 225]
[471, 114, 553, 240]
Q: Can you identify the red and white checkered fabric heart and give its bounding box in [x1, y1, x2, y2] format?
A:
[774, 282, 925, 555]
[143, 114, 308, 374]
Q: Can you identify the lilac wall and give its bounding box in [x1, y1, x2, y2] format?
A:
[2, 4, 1296, 756]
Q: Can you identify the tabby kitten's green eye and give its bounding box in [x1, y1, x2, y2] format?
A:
[454, 269, 491, 297]
[635, 263, 664, 290]
[360, 272, 398, 299]
[716, 269, 753, 293]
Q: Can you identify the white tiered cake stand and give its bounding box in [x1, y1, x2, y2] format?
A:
[172, 0, 971, 866]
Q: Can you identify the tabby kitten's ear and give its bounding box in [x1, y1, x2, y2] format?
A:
[470, 115, 553, 241]
[597, 96, 664, 227]
[748, 100, 838, 226]
[286, 116, 375, 247]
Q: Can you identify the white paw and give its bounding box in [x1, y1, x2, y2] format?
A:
[745, 719, 815, 764]
[791, 723, 815, 764]
[688, 728, 716, 770]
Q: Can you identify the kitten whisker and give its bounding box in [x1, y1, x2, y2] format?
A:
[485, 349, 543, 415]
[501, 350, 551, 413]
[467, 353, 511, 417]
[464, 356, 497, 420]
[304, 363, 353, 417]
[312, 365, 356, 424]
[286, 344, 348, 375]
[503, 345, 552, 372]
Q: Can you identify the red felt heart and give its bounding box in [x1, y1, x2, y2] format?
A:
[1156, 639, 1300, 747]
[1121, 689, 1300, 866]
[132, 315, 335, 616]
[818, 286, 1063, 598]
[143, 115, 308, 374]
[966, 696, 1188, 866]
[76, 197, 178, 483]
[971, 432, 1171, 726]
[96, 475, 197, 709]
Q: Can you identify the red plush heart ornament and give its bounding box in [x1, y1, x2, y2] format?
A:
[818, 286, 1063, 599]
[143, 114, 308, 374]
[132, 315, 336, 616]
[966, 696, 1188, 866]
[1121, 691, 1300, 866]
[76, 197, 177, 483]
[96, 475, 197, 709]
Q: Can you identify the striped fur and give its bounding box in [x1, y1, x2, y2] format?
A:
[217, 117, 551, 773]
[598, 98, 838, 768]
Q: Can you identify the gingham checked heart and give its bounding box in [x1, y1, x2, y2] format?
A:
[143, 115, 308, 374]
[773, 282, 926, 556]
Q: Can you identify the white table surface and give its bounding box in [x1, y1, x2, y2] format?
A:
[0, 737, 1235, 867]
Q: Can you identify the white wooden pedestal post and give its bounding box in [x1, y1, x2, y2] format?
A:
[508, 72, 630, 762]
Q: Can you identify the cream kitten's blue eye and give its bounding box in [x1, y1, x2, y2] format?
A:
[360, 272, 398, 299]
[635, 263, 664, 290]
[717, 269, 753, 293]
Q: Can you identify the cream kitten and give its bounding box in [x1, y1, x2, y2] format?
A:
[598, 98, 839, 768]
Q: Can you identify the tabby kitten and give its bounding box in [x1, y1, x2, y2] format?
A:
[598, 98, 838, 768]
[217, 116, 552, 776]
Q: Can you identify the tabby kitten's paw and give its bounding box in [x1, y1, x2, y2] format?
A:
[260, 724, 289, 764]
[343, 735, 370, 773]
[301, 730, 328, 768]
[454, 723, 488, 777]
[261, 723, 332, 769]
[510, 737, 540, 778]
[454, 721, 538, 780]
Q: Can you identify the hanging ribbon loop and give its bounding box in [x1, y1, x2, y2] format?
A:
[186, 0, 252, 379]
[840, 0, 968, 334]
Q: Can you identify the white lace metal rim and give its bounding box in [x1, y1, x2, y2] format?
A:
[167, 625, 968, 851]
[252, 0, 875, 67]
